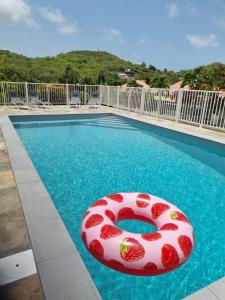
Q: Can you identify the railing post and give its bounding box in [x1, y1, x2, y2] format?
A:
[99, 85, 102, 106]
[156, 89, 161, 117]
[1, 82, 6, 105]
[66, 83, 69, 106]
[84, 85, 87, 105]
[175, 89, 183, 122]
[128, 88, 131, 111]
[25, 82, 29, 103]
[140, 88, 146, 114]
[116, 86, 120, 108]
[107, 86, 110, 107]
[47, 85, 50, 105]
[200, 91, 209, 127]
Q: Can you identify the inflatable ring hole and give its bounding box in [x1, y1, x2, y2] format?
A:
[116, 219, 156, 234]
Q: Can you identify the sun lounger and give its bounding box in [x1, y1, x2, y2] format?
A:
[88, 92, 100, 108]
[9, 91, 31, 110]
[69, 92, 81, 108]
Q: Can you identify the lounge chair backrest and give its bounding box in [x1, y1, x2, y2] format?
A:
[91, 92, 99, 98]
[9, 91, 19, 98]
[71, 92, 80, 98]
[70, 92, 80, 105]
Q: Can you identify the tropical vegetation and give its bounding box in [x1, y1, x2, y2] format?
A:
[0, 49, 225, 90]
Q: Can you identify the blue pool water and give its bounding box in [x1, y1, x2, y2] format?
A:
[12, 114, 225, 300]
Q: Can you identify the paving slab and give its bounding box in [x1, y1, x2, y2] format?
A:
[208, 277, 225, 300]
[0, 273, 44, 300]
[37, 252, 101, 300]
[29, 220, 76, 263]
[183, 287, 219, 300]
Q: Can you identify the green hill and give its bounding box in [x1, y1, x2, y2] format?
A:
[0, 49, 179, 85]
[0, 49, 224, 90]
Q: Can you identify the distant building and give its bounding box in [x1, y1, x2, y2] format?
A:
[118, 73, 128, 80]
[124, 69, 135, 78]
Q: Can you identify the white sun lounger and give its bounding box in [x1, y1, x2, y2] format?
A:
[88, 92, 100, 108]
[69, 92, 81, 108]
[10, 92, 31, 110]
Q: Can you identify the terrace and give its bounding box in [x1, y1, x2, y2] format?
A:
[0, 82, 225, 300]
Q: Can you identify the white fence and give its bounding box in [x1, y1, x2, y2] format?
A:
[1, 81, 225, 131]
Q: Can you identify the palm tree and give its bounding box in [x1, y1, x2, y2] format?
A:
[181, 67, 212, 90]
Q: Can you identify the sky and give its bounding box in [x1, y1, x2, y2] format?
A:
[0, 0, 225, 70]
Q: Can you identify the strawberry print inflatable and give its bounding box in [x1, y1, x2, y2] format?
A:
[81, 192, 194, 276]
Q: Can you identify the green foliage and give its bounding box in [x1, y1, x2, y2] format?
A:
[151, 76, 169, 88]
[1, 49, 225, 90]
[0, 49, 174, 85]
[59, 64, 81, 84]
[97, 71, 106, 84]
[181, 63, 225, 90]
[127, 79, 141, 87]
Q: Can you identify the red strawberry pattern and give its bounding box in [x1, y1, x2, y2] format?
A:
[152, 203, 170, 219]
[81, 192, 194, 276]
[89, 240, 104, 259]
[85, 214, 104, 229]
[107, 193, 123, 202]
[141, 232, 161, 241]
[100, 225, 123, 239]
[160, 223, 178, 231]
[170, 211, 189, 223]
[178, 235, 192, 257]
[161, 244, 179, 269]
[136, 193, 151, 208]
[118, 207, 135, 221]
[144, 262, 158, 271]
[91, 199, 107, 207]
[120, 238, 145, 262]
[104, 209, 115, 222]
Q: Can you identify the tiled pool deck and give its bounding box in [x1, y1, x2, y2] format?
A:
[0, 105, 225, 300]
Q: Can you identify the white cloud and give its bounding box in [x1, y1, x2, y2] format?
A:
[214, 15, 225, 29]
[186, 34, 219, 48]
[166, 3, 179, 18]
[39, 7, 65, 24]
[104, 28, 124, 43]
[39, 6, 79, 35]
[0, 0, 37, 27]
[58, 23, 80, 35]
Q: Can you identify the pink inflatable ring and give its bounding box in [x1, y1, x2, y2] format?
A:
[81, 192, 194, 276]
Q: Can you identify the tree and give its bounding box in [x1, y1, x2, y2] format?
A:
[151, 76, 169, 88]
[181, 67, 211, 90]
[207, 63, 225, 90]
[97, 71, 106, 84]
[148, 64, 157, 71]
[60, 65, 81, 84]
[141, 62, 146, 68]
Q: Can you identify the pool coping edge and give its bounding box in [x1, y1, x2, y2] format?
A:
[0, 114, 102, 300]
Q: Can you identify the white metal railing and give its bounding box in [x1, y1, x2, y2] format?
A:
[0, 81, 225, 131]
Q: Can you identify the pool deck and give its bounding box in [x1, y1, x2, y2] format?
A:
[0, 105, 225, 300]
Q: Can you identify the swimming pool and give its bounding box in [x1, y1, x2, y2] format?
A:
[12, 113, 225, 300]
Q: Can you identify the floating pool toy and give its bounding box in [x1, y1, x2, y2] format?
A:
[81, 192, 194, 276]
